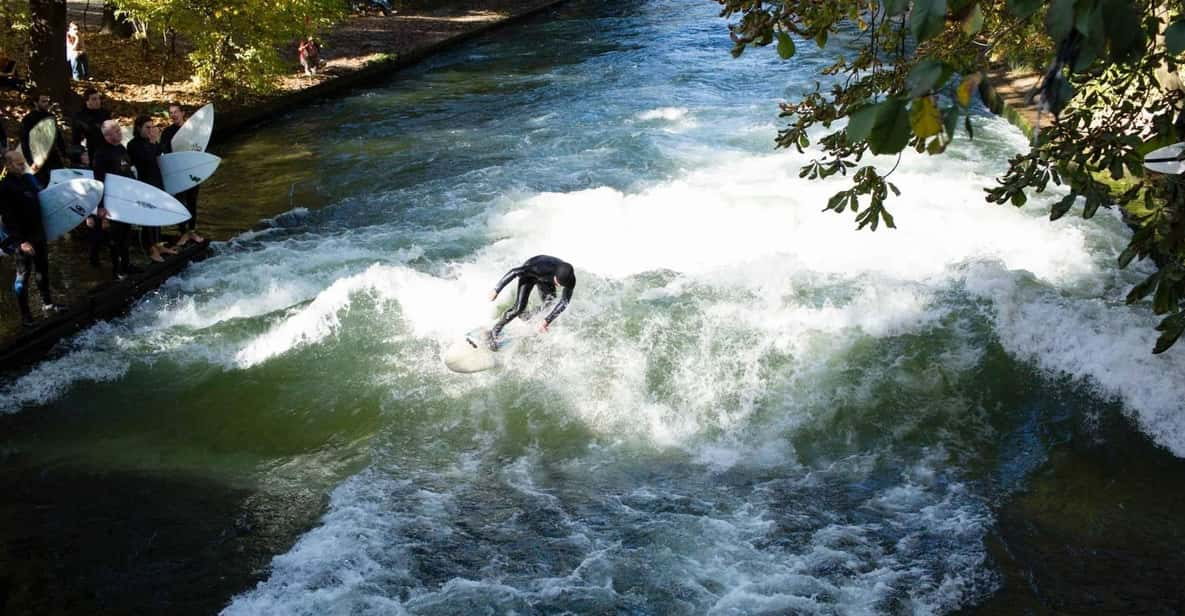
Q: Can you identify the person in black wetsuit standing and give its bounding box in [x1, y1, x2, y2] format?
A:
[93, 119, 140, 278]
[488, 255, 575, 346]
[160, 102, 204, 245]
[0, 150, 64, 325]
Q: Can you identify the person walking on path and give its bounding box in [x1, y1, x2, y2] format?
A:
[160, 102, 205, 245]
[299, 36, 322, 76]
[66, 22, 90, 81]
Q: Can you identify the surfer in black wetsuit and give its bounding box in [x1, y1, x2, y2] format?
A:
[488, 255, 575, 347]
[0, 150, 63, 325]
[160, 102, 204, 245]
[92, 119, 139, 278]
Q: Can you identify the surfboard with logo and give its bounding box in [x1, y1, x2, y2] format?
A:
[39, 178, 103, 240]
[101, 174, 191, 227]
[159, 151, 221, 195]
[28, 117, 57, 168]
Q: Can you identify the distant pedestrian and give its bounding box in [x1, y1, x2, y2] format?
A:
[299, 36, 321, 76]
[160, 102, 205, 245]
[66, 22, 90, 81]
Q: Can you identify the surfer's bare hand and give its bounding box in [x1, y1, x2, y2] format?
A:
[539, 321, 549, 333]
[19, 242, 34, 255]
[96, 207, 108, 219]
[488, 290, 497, 301]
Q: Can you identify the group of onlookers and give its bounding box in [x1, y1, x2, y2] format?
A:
[1, 90, 206, 328]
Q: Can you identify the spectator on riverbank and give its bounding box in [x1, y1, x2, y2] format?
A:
[160, 102, 205, 245]
[0, 151, 64, 325]
[19, 93, 67, 186]
[93, 119, 139, 279]
[127, 114, 175, 263]
[299, 36, 322, 76]
[66, 22, 90, 81]
[72, 88, 110, 160]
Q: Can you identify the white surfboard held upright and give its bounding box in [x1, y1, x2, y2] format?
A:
[170, 103, 214, 153]
[159, 151, 221, 195]
[28, 117, 57, 168]
[101, 174, 191, 227]
[49, 168, 94, 186]
[39, 178, 103, 241]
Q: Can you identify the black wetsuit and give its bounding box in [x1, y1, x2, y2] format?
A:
[491, 255, 574, 338]
[72, 106, 110, 160]
[92, 140, 134, 275]
[160, 123, 200, 233]
[19, 110, 66, 186]
[127, 135, 165, 251]
[0, 172, 53, 321]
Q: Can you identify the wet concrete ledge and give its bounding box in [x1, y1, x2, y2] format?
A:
[0, 241, 209, 372]
[977, 65, 1041, 142]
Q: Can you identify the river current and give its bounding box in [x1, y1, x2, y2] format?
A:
[3, 1, 1185, 614]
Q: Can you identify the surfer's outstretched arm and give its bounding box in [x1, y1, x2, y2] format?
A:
[542, 284, 573, 329]
[491, 265, 526, 299]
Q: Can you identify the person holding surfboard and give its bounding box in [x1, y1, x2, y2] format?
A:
[18, 93, 66, 186]
[93, 119, 139, 278]
[127, 115, 177, 263]
[160, 102, 205, 245]
[487, 255, 576, 349]
[0, 150, 64, 325]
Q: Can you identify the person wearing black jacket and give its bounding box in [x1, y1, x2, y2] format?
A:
[72, 88, 110, 161]
[160, 102, 205, 245]
[127, 114, 174, 263]
[19, 93, 67, 187]
[92, 119, 140, 278]
[487, 255, 576, 347]
[0, 150, 63, 325]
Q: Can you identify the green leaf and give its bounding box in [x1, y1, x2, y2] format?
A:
[1050, 193, 1076, 220]
[869, 99, 912, 155]
[1074, 0, 1100, 37]
[776, 31, 796, 60]
[907, 59, 948, 98]
[815, 29, 828, 48]
[846, 102, 882, 142]
[1126, 272, 1159, 304]
[964, 114, 974, 139]
[963, 3, 984, 35]
[1118, 245, 1138, 269]
[943, 106, 960, 138]
[1006, 0, 1042, 19]
[909, 96, 943, 139]
[1102, 0, 1145, 62]
[1046, 0, 1075, 42]
[884, 0, 909, 17]
[911, 0, 948, 43]
[956, 73, 982, 107]
[1082, 196, 1100, 219]
[1153, 314, 1185, 353]
[1167, 20, 1185, 55]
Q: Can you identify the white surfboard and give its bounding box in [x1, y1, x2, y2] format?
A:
[39, 178, 103, 241]
[1145, 142, 1185, 175]
[170, 103, 214, 153]
[28, 117, 57, 168]
[101, 174, 191, 226]
[159, 151, 221, 195]
[49, 167, 93, 186]
[442, 319, 541, 373]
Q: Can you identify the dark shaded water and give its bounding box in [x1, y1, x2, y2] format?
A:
[2, 0, 1185, 614]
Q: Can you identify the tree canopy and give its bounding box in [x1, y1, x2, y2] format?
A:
[717, 0, 1185, 352]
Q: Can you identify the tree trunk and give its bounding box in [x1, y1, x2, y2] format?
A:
[99, 1, 132, 37]
[27, 0, 70, 104]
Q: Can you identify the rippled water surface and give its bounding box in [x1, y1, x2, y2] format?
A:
[3, 1, 1185, 614]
